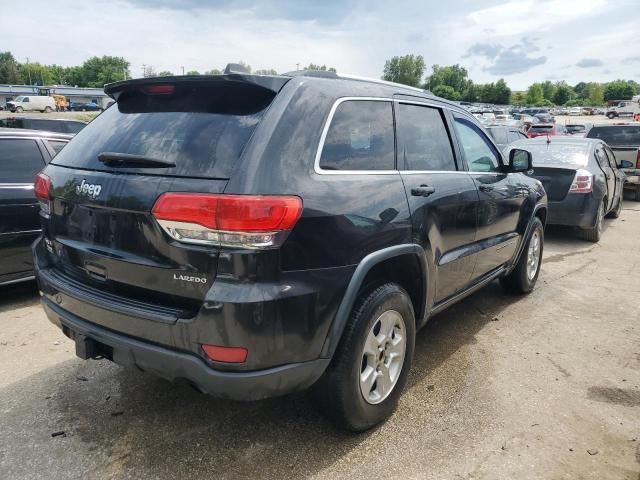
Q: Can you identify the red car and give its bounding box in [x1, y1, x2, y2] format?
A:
[527, 123, 568, 138]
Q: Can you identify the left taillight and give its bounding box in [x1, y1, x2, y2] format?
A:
[34, 172, 52, 215]
[151, 193, 303, 249]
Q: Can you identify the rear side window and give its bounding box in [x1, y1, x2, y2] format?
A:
[319, 100, 394, 171]
[586, 126, 640, 146]
[0, 139, 45, 183]
[23, 119, 65, 133]
[396, 103, 456, 171]
[51, 81, 277, 179]
[47, 140, 68, 156]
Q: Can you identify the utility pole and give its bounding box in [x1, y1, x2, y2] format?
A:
[123, 67, 127, 80]
[26, 57, 32, 85]
[296, 63, 300, 71]
[141, 64, 146, 78]
[181, 66, 185, 75]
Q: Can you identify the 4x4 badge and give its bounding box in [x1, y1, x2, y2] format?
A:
[76, 179, 102, 198]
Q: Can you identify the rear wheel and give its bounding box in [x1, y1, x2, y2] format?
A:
[314, 283, 415, 432]
[500, 217, 544, 294]
[581, 200, 604, 242]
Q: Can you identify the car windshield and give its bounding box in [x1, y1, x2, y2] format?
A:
[14, 96, 24, 102]
[516, 143, 589, 167]
[586, 126, 640, 146]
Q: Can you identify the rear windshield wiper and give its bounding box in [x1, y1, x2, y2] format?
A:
[98, 152, 176, 168]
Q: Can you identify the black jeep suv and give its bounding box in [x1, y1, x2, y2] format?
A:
[33, 71, 547, 431]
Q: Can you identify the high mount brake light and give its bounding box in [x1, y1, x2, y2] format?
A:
[151, 193, 303, 249]
[34, 173, 52, 215]
[568, 169, 593, 194]
[142, 84, 175, 95]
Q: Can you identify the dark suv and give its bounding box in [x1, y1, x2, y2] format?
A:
[33, 72, 547, 431]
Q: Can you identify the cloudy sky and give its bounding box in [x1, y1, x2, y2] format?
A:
[3, 0, 639, 89]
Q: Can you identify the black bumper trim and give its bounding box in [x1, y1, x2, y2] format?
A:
[42, 297, 330, 401]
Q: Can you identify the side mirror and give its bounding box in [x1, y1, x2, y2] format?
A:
[509, 149, 532, 172]
[619, 160, 634, 169]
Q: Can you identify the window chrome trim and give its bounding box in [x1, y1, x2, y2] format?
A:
[0, 183, 34, 189]
[314, 97, 398, 175]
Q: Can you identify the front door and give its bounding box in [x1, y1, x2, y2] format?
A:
[0, 138, 47, 281]
[595, 145, 617, 212]
[396, 102, 479, 302]
[451, 115, 521, 280]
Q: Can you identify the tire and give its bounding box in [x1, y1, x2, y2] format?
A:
[500, 217, 544, 294]
[634, 186, 640, 202]
[15, 107, 23, 113]
[81, 108, 86, 112]
[44, 106, 52, 113]
[581, 200, 604, 242]
[313, 283, 416, 432]
[606, 195, 623, 218]
[607, 112, 616, 119]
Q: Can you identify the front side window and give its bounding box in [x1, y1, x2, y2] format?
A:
[0, 139, 45, 183]
[319, 100, 394, 171]
[396, 103, 456, 171]
[453, 117, 501, 172]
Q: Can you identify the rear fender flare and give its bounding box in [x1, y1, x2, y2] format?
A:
[319, 244, 430, 359]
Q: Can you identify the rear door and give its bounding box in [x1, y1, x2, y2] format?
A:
[0, 138, 48, 280]
[41, 78, 284, 316]
[396, 102, 479, 302]
[595, 145, 617, 211]
[451, 114, 521, 280]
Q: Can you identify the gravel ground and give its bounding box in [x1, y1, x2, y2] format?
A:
[1, 198, 639, 480]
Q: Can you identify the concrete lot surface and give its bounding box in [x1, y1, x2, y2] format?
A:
[1, 199, 639, 480]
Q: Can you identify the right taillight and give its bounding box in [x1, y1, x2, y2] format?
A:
[568, 169, 593, 194]
[151, 193, 303, 249]
[34, 172, 52, 215]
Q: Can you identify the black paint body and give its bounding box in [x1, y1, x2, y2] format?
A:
[34, 74, 547, 399]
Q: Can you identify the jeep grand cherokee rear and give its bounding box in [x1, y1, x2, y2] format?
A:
[35, 72, 546, 431]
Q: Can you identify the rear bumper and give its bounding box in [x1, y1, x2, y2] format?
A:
[547, 194, 599, 228]
[41, 296, 329, 400]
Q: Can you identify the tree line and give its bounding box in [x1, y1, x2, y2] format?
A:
[383, 54, 639, 106]
[2, 50, 637, 106]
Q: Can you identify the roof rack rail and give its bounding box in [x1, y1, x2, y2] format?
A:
[282, 70, 430, 94]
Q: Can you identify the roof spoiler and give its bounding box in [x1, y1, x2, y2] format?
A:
[104, 69, 290, 100]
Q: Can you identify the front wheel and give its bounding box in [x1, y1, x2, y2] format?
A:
[500, 217, 544, 294]
[44, 106, 52, 113]
[313, 283, 416, 432]
[15, 106, 23, 113]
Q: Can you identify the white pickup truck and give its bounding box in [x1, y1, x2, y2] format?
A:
[606, 95, 640, 119]
[586, 124, 640, 200]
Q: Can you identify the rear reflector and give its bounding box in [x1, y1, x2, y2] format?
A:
[152, 193, 302, 248]
[202, 344, 248, 363]
[568, 169, 593, 194]
[34, 173, 52, 214]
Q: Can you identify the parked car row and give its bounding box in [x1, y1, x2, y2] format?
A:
[0, 70, 636, 432]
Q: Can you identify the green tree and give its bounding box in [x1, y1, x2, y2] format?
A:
[461, 83, 479, 102]
[432, 84, 460, 101]
[186, 70, 200, 75]
[526, 83, 544, 105]
[303, 63, 336, 72]
[584, 82, 604, 105]
[512, 91, 526, 104]
[254, 68, 278, 75]
[382, 54, 425, 88]
[492, 78, 511, 104]
[426, 64, 470, 94]
[82, 56, 130, 86]
[18, 62, 55, 85]
[552, 82, 574, 105]
[541, 81, 556, 102]
[157, 70, 174, 76]
[0, 52, 23, 83]
[603, 80, 636, 101]
[574, 82, 587, 98]
[205, 68, 222, 75]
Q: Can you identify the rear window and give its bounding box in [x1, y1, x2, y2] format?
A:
[51, 81, 277, 178]
[0, 139, 45, 182]
[515, 143, 589, 167]
[566, 125, 585, 133]
[487, 127, 509, 145]
[23, 119, 66, 133]
[586, 126, 640, 146]
[529, 125, 553, 132]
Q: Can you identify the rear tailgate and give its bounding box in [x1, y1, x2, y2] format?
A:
[39, 75, 288, 323]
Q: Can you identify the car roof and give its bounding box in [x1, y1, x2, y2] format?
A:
[104, 71, 469, 116]
[0, 128, 74, 140]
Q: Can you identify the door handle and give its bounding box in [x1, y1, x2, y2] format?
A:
[411, 185, 436, 197]
[479, 185, 494, 192]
